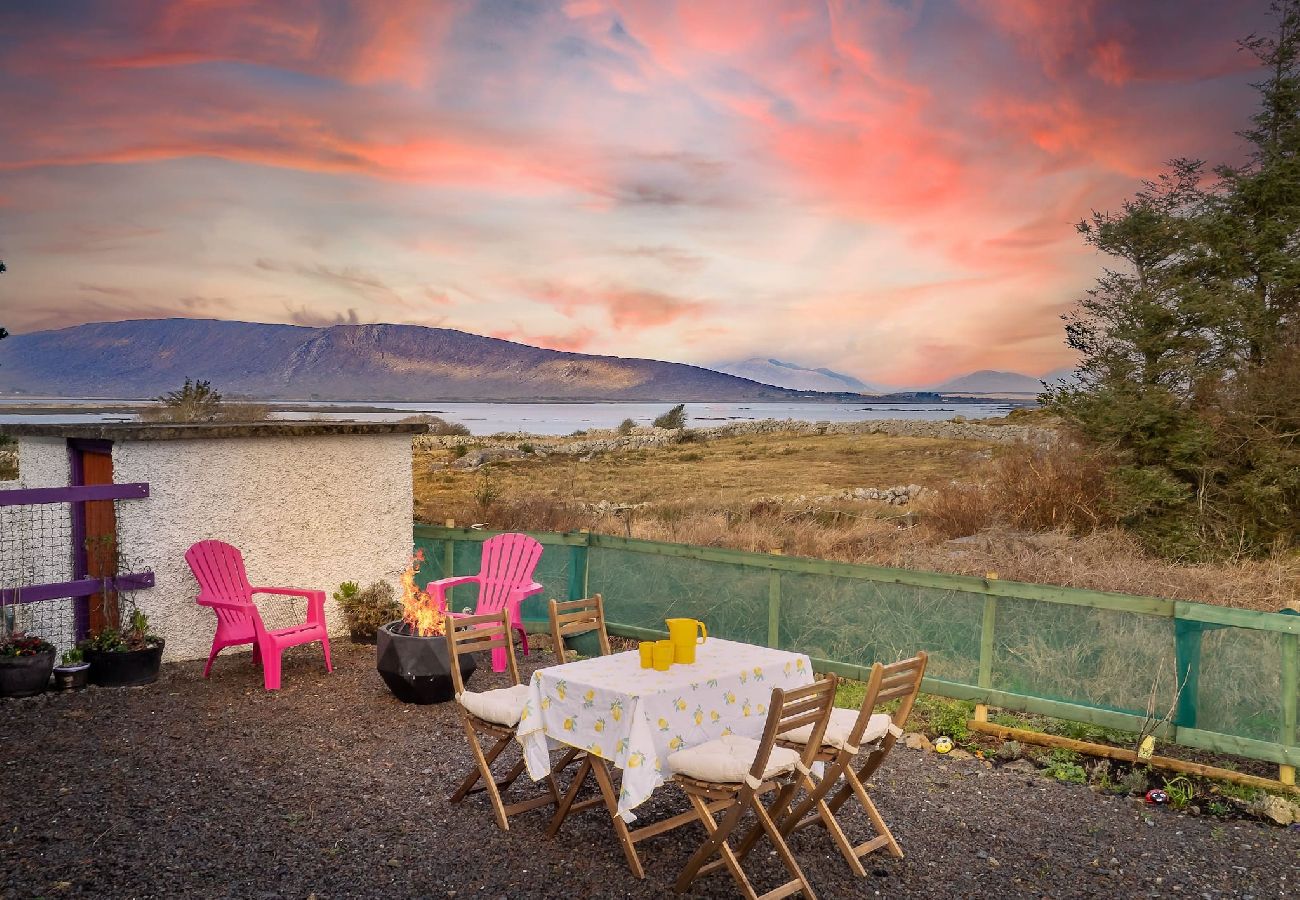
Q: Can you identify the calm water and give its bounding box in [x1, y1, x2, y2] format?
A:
[0, 399, 1021, 434]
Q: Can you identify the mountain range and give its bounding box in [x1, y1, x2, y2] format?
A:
[712, 358, 877, 393]
[0, 318, 824, 401]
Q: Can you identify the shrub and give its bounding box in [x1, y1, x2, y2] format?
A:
[652, 403, 687, 429]
[452, 444, 469, 458]
[401, 414, 470, 436]
[518, 443, 535, 454]
[617, 418, 636, 435]
[334, 580, 401, 641]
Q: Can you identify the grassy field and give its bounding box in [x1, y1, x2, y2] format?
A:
[414, 429, 991, 516]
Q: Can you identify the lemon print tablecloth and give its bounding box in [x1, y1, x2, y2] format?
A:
[516, 638, 814, 822]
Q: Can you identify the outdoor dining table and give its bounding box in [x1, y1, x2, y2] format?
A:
[516, 637, 815, 877]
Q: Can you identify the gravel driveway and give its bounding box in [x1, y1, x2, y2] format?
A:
[2, 642, 1295, 899]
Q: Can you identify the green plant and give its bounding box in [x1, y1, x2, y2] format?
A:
[914, 696, 974, 743]
[1162, 775, 1196, 810]
[995, 740, 1022, 762]
[335, 580, 401, 641]
[652, 403, 687, 430]
[81, 602, 160, 653]
[617, 418, 636, 436]
[1118, 767, 1151, 795]
[151, 377, 224, 422]
[473, 468, 503, 516]
[452, 444, 469, 459]
[1042, 749, 1088, 784]
[59, 648, 84, 667]
[518, 443, 535, 454]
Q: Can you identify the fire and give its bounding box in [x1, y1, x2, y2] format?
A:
[400, 550, 446, 637]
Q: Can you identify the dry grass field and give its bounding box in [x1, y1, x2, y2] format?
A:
[414, 429, 990, 514]
[413, 426, 1300, 613]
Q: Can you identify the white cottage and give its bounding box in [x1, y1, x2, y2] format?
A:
[1, 422, 422, 661]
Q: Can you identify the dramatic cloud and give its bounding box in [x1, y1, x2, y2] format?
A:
[0, 0, 1272, 383]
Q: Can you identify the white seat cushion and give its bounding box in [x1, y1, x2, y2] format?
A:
[667, 734, 802, 785]
[458, 684, 531, 727]
[782, 709, 892, 752]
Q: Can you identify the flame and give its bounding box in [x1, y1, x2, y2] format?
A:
[400, 550, 446, 637]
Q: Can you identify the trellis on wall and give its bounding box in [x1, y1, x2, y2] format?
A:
[0, 482, 154, 651]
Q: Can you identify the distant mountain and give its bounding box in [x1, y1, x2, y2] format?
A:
[1041, 366, 1080, 385]
[0, 319, 823, 401]
[713, 358, 874, 393]
[930, 369, 1045, 394]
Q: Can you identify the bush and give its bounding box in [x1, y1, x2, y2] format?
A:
[617, 418, 636, 435]
[401, 415, 470, 436]
[518, 443, 535, 454]
[652, 403, 687, 429]
[334, 580, 401, 642]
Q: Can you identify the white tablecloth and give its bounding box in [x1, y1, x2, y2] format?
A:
[516, 638, 814, 821]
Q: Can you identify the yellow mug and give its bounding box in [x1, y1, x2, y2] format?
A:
[666, 618, 708, 664]
[638, 641, 655, 669]
[653, 640, 674, 671]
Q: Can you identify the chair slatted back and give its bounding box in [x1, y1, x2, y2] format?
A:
[186, 541, 257, 632]
[548, 594, 610, 663]
[475, 533, 543, 613]
[750, 675, 837, 784]
[445, 609, 519, 693]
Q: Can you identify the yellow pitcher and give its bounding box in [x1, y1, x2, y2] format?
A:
[666, 618, 707, 664]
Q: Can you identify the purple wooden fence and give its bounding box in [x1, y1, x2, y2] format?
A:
[0, 482, 153, 637]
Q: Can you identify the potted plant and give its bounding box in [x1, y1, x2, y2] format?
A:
[52, 648, 90, 691]
[81, 604, 165, 688]
[334, 580, 401, 644]
[0, 632, 57, 698]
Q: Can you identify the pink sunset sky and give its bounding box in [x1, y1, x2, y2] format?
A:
[0, 0, 1271, 385]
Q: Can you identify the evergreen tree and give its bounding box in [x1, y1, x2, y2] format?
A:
[1049, 1, 1300, 556]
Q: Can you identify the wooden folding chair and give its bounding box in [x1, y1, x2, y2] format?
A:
[774, 652, 927, 875]
[669, 675, 838, 899]
[445, 609, 560, 831]
[543, 595, 613, 835]
[548, 594, 610, 664]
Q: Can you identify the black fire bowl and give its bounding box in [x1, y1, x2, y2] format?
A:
[376, 621, 476, 704]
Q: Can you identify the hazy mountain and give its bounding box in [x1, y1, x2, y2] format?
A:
[930, 369, 1046, 393]
[0, 319, 822, 401]
[1041, 366, 1080, 385]
[713, 358, 875, 392]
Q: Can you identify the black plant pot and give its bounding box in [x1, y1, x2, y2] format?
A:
[53, 664, 91, 691]
[0, 650, 55, 698]
[85, 641, 165, 688]
[376, 621, 475, 704]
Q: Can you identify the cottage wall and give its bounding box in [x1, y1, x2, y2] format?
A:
[110, 433, 412, 661]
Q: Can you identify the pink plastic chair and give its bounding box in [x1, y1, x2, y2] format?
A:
[427, 533, 543, 673]
[185, 540, 333, 691]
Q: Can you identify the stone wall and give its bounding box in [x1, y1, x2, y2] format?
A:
[415, 417, 1054, 461]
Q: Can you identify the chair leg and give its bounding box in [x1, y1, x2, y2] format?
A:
[261, 647, 282, 691]
[675, 795, 755, 898]
[463, 719, 511, 831]
[449, 730, 513, 802]
[515, 625, 530, 658]
[748, 794, 818, 900]
[250, 641, 262, 667]
[320, 634, 333, 673]
[203, 643, 221, 679]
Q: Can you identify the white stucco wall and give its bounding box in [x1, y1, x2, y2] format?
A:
[110, 434, 413, 661]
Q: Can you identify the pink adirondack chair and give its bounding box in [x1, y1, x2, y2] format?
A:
[427, 533, 543, 673]
[185, 540, 333, 691]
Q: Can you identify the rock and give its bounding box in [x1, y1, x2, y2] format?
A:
[945, 748, 975, 761]
[1248, 794, 1299, 826]
[999, 759, 1039, 775]
[903, 732, 933, 752]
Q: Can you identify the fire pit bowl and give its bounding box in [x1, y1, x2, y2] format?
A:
[376, 620, 476, 704]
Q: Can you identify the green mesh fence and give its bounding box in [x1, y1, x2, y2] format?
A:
[413, 526, 1300, 768]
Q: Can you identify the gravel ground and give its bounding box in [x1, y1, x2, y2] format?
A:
[2, 642, 1296, 899]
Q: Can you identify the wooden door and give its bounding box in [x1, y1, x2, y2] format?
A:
[76, 445, 118, 633]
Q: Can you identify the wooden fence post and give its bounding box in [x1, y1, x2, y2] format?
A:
[767, 549, 783, 650]
[442, 519, 455, 607]
[974, 577, 998, 723]
[1281, 632, 1298, 786]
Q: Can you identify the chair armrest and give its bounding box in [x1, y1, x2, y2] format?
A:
[250, 587, 326, 626]
[426, 575, 480, 610]
[197, 597, 253, 611]
[250, 587, 323, 599]
[510, 582, 544, 600]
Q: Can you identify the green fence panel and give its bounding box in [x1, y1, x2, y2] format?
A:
[414, 527, 1300, 769]
[588, 545, 768, 643]
[777, 571, 983, 684]
[992, 596, 1174, 718]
